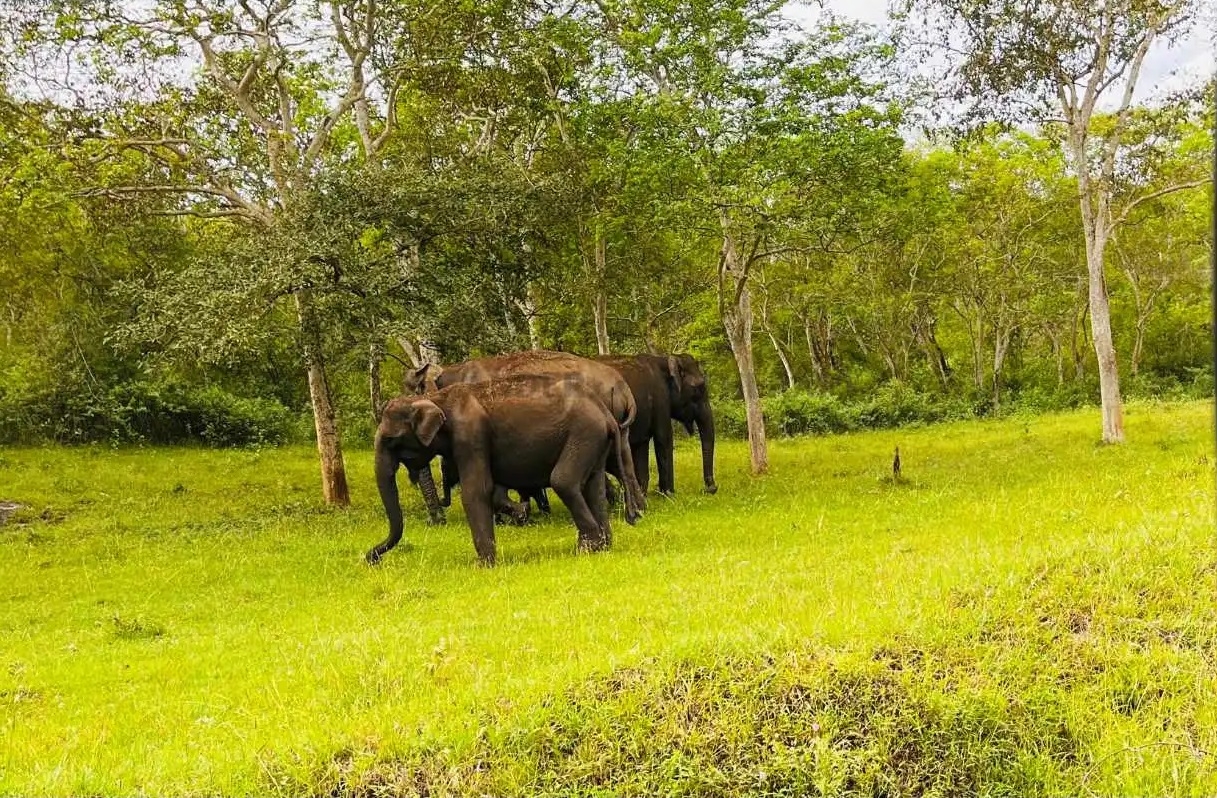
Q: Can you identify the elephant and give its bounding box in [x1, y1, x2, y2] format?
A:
[436, 455, 550, 523]
[367, 375, 636, 566]
[595, 353, 717, 496]
[404, 350, 647, 521]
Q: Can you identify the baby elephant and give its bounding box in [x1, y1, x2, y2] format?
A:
[367, 374, 635, 566]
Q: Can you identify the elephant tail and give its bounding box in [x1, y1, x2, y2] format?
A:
[611, 418, 644, 525]
[614, 386, 637, 430]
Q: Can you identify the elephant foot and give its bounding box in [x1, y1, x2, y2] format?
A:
[577, 535, 609, 554]
[703, 482, 718, 495]
[427, 511, 447, 526]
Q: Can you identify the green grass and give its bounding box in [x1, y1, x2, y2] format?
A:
[0, 401, 1213, 796]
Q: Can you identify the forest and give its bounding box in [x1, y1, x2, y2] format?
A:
[1, 0, 1210, 492]
[1, 2, 1215, 795]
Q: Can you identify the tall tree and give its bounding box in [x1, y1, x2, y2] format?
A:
[3, 0, 428, 501]
[903, 0, 1206, 441]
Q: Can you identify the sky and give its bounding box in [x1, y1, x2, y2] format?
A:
[797, 0, 1215, 105]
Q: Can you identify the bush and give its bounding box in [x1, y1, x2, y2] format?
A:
[712, 385, 975, 440]
[0, 381, 299, 446]
[763, 390, 853, 436]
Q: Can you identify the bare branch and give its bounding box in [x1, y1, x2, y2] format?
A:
[1112, 178, 1210, 230]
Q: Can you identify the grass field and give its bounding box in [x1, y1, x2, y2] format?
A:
[0, 401, 1213, 796]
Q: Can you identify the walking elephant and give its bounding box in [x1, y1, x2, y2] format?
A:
[405, 350, 647, 521]
[367, 375, 637, 566]
[596, 353, 717, 495]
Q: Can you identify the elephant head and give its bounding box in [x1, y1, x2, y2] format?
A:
[367, 398, 448, 563]
[665, 354, 717, 494]
[403, 363, 444, 395]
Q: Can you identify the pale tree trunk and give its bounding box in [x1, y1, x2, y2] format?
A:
[369, 339, 385, 423]
[296, 290, 350, 506]
[803, 315, 824, 383]
[720, 221, 768, 474]
[518, 291, 542, 350]
[767, 328, 796, 389]
[759, 289, 795, 389]
[591, 231, 611, 354]
[992, 325, 1015, 411]
[592, 292, 611, 355]
[1072, 131, 1124, 442]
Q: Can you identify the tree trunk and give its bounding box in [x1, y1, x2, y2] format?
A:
[804, 315, 824, 383]
[1131, 319, 1147, 377]
[1068, 130, 1124, 443]
[592, 232, 611, 354]
[518, 290, 542, 350]
[1071, 295, 1089, 382]
[720, 225, 768, 475]
[992, 326, 1013, 411]
[1086, 235, 1125, 442]
[296, 290, 350, 506]
[369, 339, 385, 423]
[593, 291, 611, 355]
[769, 328, 795, 389]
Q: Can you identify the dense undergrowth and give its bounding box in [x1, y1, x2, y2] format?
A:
[2, 368, 1212, 446]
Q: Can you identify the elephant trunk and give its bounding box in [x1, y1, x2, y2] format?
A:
[695, 402, 718, 494]
[368, 442, 404, 563]
[415, 463, 446, 524]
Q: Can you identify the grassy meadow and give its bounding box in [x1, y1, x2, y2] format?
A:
[0, 401, 1214, 796]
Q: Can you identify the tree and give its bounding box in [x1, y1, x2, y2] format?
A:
[903, 0, 1207, 442]
[1, 0, 435, 501]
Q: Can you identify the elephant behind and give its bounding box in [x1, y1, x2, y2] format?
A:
[596, 353, 717, 496]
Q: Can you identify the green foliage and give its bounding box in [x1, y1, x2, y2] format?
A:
[715, 385, 976, 438]
[0, 380, 298, 446]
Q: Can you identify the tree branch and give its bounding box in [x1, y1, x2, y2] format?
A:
[1112, 178, 1210, 230]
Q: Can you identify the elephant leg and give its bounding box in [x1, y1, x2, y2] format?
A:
[583, 467, 611, 548]
[529, 488, 552, 515]
[654, 432, 675, 495]
[604, 474, 619, 506]
[631, 442, 651, 494]
[552, 455, 606, 553]
[459, 482, 497, 566]
[492, 486, 529, 526]
[440, 456, 458, 508]
[412, 464, 446, 525]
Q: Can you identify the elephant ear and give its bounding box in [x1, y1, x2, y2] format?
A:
[667, 355, 683, 390]
[411, 400, 446, 446]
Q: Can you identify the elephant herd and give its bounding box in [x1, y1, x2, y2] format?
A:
[366, 350, 717, 566]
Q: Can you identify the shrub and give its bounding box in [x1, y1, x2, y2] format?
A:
[0, 381, 299, 446]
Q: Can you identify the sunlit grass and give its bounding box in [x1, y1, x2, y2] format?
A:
[0, 401, 1212, 795]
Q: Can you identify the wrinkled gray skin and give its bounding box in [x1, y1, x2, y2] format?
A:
[595, 353, 717, 495]
[405, 350, 647, 522]
[368, 375, 634, 566]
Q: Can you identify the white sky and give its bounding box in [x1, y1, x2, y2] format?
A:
[798, 0, 1215, 105]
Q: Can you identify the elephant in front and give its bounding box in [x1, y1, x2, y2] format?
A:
[367, 375, 636, 566]
[405, 350, 647, 521]
[596, 353, 717, 495]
